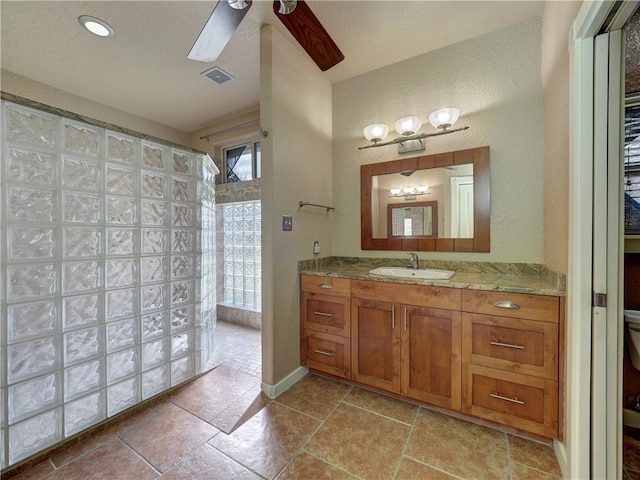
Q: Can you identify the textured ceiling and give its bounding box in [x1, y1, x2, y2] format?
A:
[627, 7, 640, 95]
[1, 1, 545, 133]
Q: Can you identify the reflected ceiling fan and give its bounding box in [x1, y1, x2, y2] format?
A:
[188, 0, 344, 71]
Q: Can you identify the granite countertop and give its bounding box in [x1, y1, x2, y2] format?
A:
[298, 257, 566, 297]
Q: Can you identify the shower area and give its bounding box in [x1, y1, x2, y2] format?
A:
[0, 98, 218, 470]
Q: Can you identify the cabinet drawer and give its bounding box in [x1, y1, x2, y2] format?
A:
[462, 364, 558, 438]
[461, 290, 559, 323]
[301, 292, 350, 336]
[352, 279, 461, 310]
[303, 331, 351, 379]
[462, 313, 558, 379]
[301, 275, 351, 296]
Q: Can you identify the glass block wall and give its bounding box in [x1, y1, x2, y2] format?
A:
[0, 100, 216, 468]
[222, 202, 261, 309]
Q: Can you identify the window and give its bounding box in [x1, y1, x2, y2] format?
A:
[222, 201, 261, 309]
[223, 141, 261, 183]
[625, 103, 640, 233]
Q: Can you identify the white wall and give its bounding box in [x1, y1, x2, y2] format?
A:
[260, 25, 333, 385]
[332, 18, 544, 263]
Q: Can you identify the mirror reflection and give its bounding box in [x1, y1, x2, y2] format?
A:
[373, 164, 474, 239]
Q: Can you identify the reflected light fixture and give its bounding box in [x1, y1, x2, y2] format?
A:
[360, 108, 468, 152]
[389, 185, 430, 200]
[78, 15, 115, 37]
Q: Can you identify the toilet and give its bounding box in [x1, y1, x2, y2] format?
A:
[626, 310, 640, 370]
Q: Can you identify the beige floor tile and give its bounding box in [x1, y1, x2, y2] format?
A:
[120, 401, 219, 473]
[508, 434, 562, 477]
[395, 458, 459, 480]
[305, 402, 410, 480]
[160, 443, 261, 480]
[343, 387, 418, 425]
[40, 439, 158, 480]
[274, 374, 352, 420]
[211, 382, 270, 434]
[169, 365, 260, 422]
[511, 462, 562, 479]
[276, 452, 358, 480]
[8, 460, 55, 480]
[209, 402, 321, 479]
[405, 409, 509, 480]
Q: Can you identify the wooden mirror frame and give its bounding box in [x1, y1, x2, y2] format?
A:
[361, 146, 490, 252]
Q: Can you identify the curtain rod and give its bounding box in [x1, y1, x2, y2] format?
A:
[199, 119, 262, 141]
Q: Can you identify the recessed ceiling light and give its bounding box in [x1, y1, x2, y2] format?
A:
[78, 15, 115, 37]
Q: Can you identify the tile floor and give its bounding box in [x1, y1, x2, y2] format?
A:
[207, 320, 262, 378]
[6, 320, 563, 480]
[624, 428, 640, 479]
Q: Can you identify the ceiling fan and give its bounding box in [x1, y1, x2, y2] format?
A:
[188, 0, 344, 72]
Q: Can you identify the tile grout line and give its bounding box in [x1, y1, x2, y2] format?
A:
[390, 403, 420, 479]
[505, 432, 514, 480]
[116, 436, 164, 477]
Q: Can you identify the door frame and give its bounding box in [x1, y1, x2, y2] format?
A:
[569, 2, 637, 478]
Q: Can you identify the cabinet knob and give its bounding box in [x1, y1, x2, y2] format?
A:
[494, 300, 520, 309]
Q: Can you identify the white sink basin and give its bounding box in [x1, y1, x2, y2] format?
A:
[369, 267, 455, 280]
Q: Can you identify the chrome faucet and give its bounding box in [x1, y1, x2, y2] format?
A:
[407, 252, 419, 269]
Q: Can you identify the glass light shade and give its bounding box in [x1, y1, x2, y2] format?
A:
[395, 116, 422, 136]
[363, 124, 389, 143]
[429, 108, 460, 130]
[402, 187, 414, 194]
[390, 188, 402, 195]
[416, 185, 429, 193]
[78, 16, 115, 37]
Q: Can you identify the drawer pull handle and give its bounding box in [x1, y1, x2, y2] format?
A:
[318, 283, 333, 289]
[313, 311, 333, 317]
[490, 341, 525, 350]
[314, 349, 334, 357]
[490, 393, 525, 405]
[494, 301, 521, 309]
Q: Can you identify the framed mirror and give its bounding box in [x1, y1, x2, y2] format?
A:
[387, 201, 438, 238]
[361, 146, 490, 252]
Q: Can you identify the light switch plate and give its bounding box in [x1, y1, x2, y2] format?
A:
[282, 215, 293, 231]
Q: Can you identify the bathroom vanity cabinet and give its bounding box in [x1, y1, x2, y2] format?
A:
[351, 280, 462, 410]
[299, 274, 564, 439]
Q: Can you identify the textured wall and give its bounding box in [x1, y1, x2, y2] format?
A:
[260, 25, 333, 385]
[626, 8, 640, 95]
[541, 1, 582, 275]
[332, 18, 544, 263]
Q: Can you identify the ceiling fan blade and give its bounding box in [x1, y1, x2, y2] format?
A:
[273, 0, 344, 71]
[188, 0, 252, 63]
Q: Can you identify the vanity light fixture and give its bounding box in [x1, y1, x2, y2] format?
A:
[388, 185, 430, 200]
[78, 15, 115, 37]
[359, 108, 468, 153]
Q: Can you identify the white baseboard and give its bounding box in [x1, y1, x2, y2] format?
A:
[553, 440, 568, 479]
[624, 408, 640, 429]
[261, 366, 308, 399]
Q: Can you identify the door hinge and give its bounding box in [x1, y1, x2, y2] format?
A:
[592, 292, 607, 308]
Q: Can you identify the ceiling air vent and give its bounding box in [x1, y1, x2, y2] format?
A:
[201, 66, 235, 85]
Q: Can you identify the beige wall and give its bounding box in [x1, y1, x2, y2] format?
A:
[260, 25, 333, 385]
[1, 69, 188, 145]
[332, 18, 544, 263]
[541, 1, 582, 275]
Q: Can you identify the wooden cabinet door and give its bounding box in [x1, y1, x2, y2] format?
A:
[401, 305, 461, 410]
[351, 298, 401, 392]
